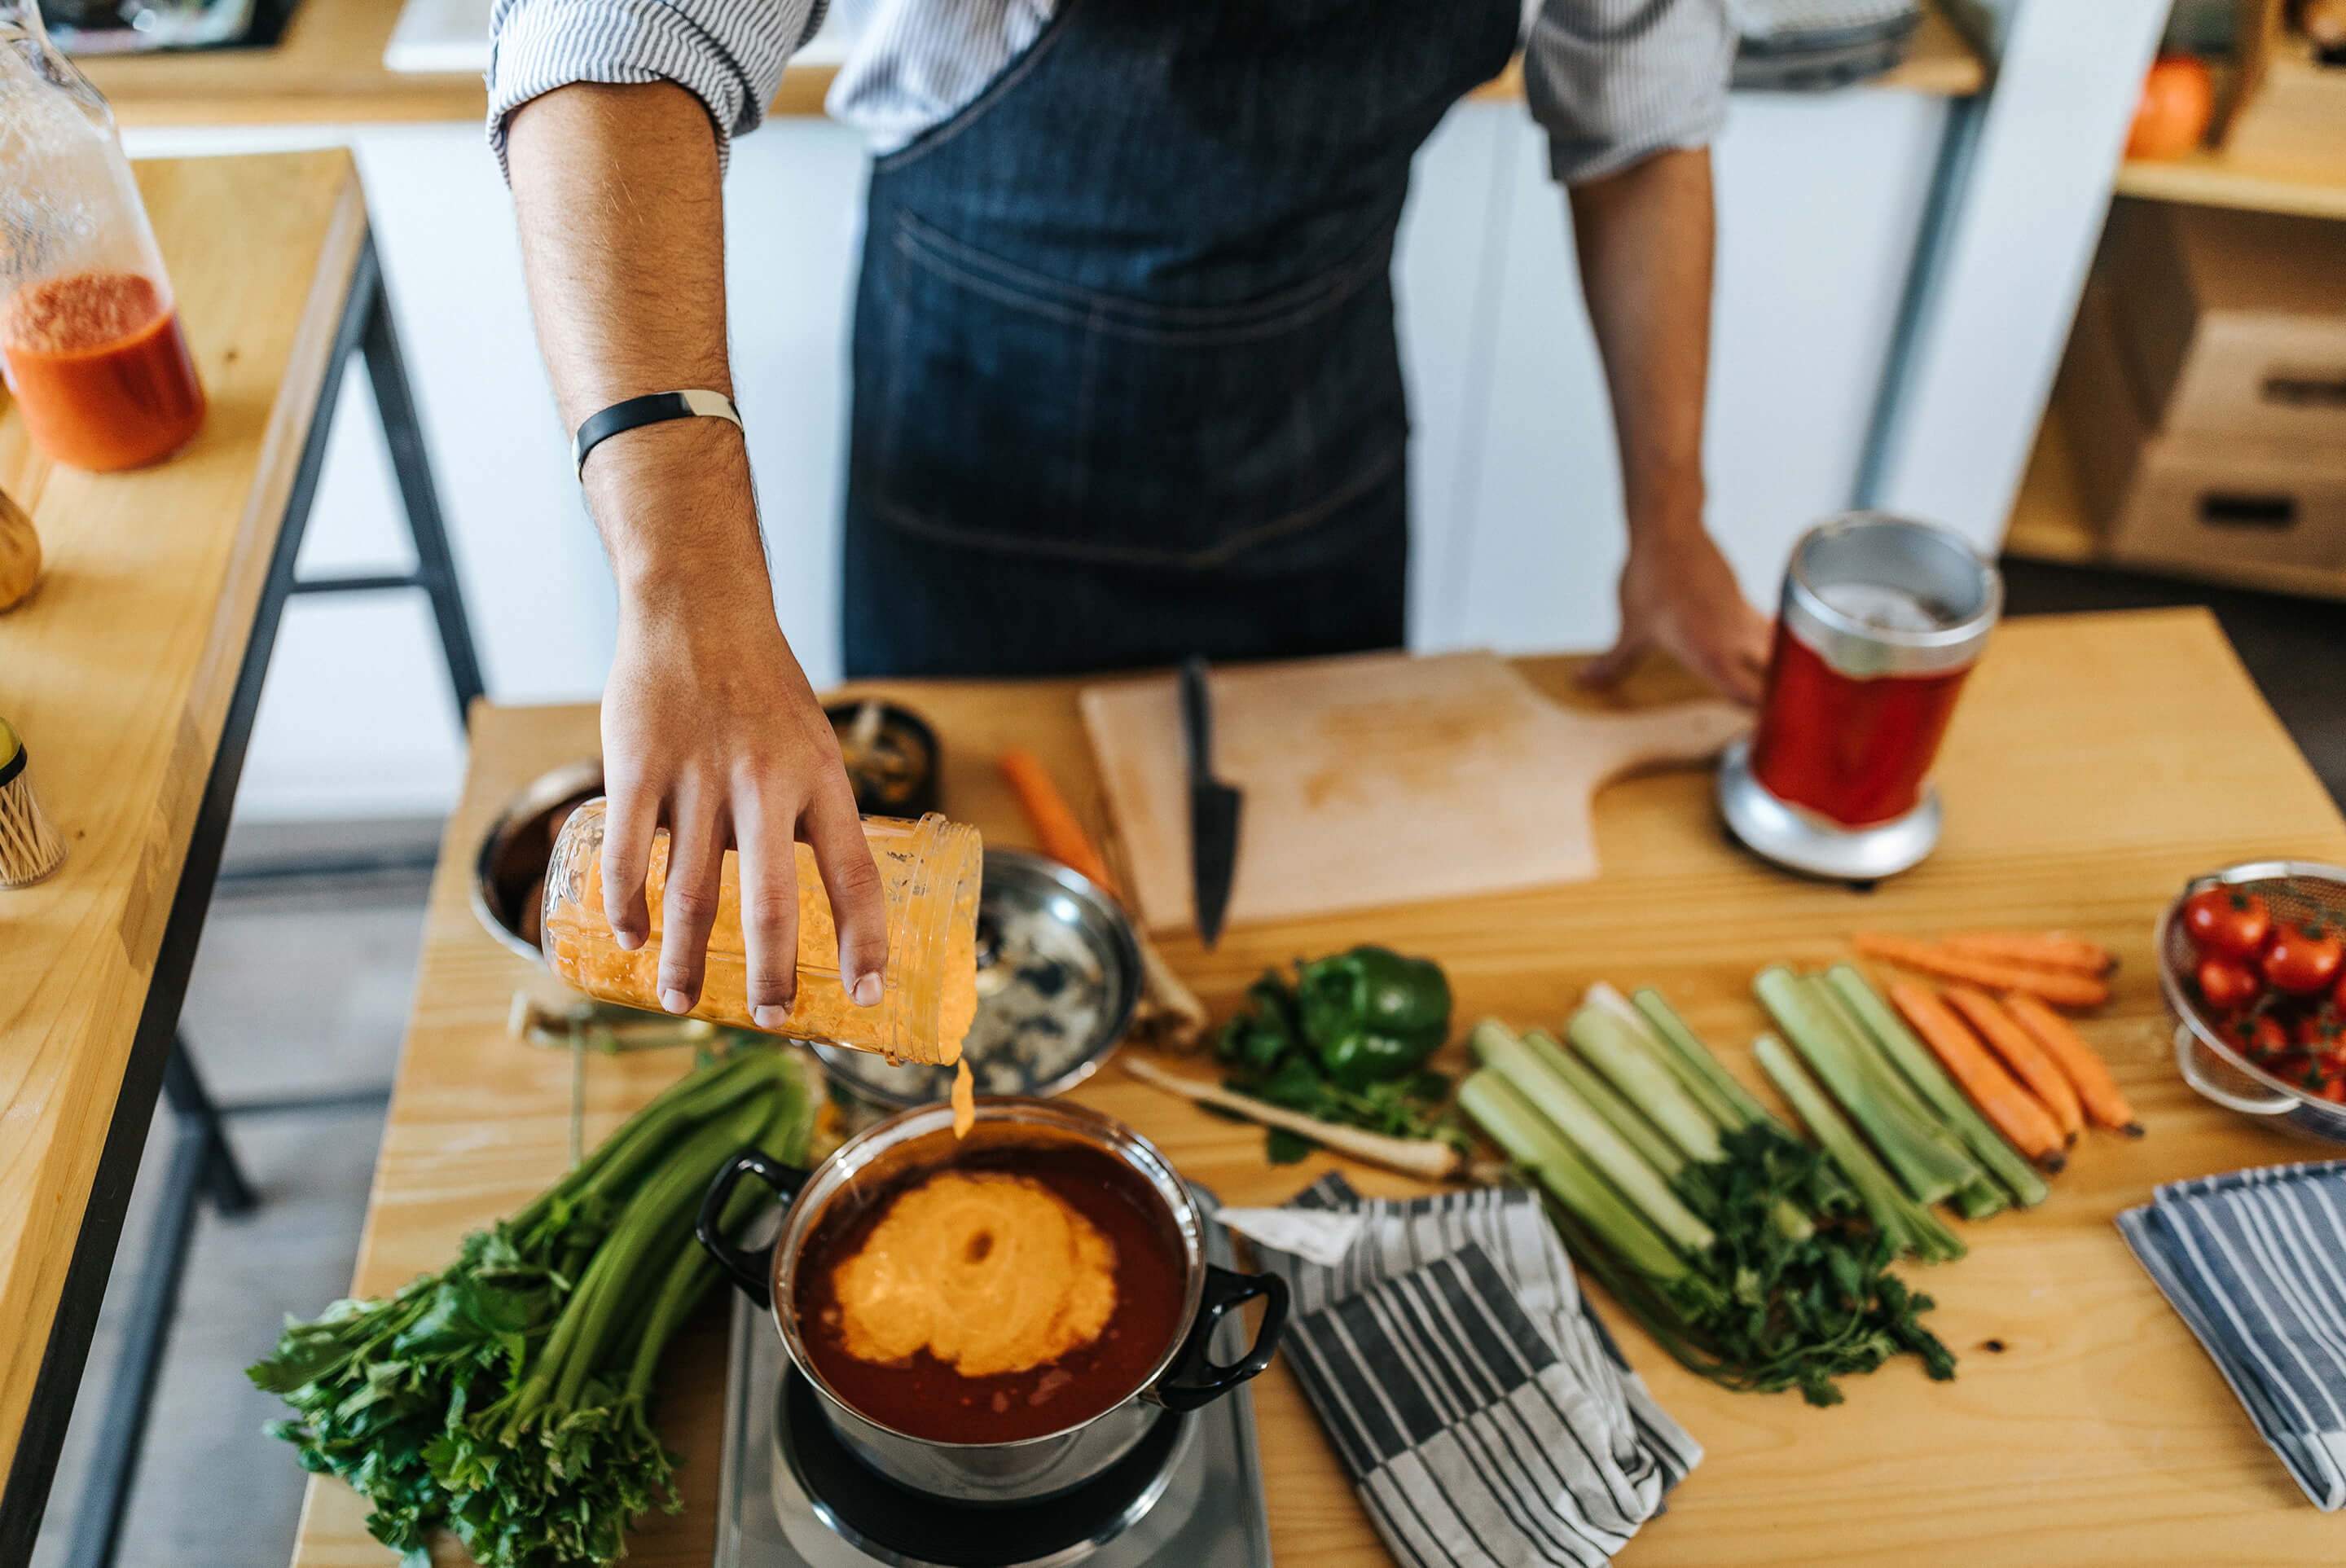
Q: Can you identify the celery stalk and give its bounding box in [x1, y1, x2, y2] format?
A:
[1566, 1004, 1726, 1164]
[1470, 1020, 1715, 1256]
[1524, 1030, 1686, 1178]
[1755, 1034, 1962, 1263]
[1755, 966, 1977, 1206]
[1587, 982, 1746, 1131]
[1633, 987, 1864, 1218]
[1460, 1071, 1692, 1283]
[1825, 964, 2051, 1209]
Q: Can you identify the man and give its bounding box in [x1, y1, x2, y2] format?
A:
[492, 0, 1770, 1027]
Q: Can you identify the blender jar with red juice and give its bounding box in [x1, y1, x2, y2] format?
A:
[0, 0, 206, 472]
[1719, 512, 2001, 881]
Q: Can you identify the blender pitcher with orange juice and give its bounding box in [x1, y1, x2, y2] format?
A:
[0, 0, 206, 471]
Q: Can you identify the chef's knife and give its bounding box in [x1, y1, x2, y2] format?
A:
[1180, 656, 1241, 949]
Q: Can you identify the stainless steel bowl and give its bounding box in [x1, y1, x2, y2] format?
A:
[2159, 859, 2346, 1144]
[810, 850, 1142, 1108]
[471, 758, 605, 964]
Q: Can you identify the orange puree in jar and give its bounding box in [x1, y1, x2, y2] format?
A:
[0, 272, 204, 472]
[541, 801, 983, 1075]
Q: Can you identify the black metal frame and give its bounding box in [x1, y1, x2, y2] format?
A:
[0, 226, 484, 1568]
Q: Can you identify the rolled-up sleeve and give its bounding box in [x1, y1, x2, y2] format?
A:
[487, 0, 824, 173]
[1523, 0, 1734, 186]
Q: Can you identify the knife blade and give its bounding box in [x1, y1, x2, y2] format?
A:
[1179, 656, 1241, 948]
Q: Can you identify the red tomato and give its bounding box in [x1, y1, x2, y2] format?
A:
[2334, 968, 2346, 1016]
[2264, 924, 2345, 996]
[2227, 1013, 2291, 1061]
[2197, 955, 2263, 1012]
[2183, 887, 2272, 959]
[2293, 1009, 2344, 1053]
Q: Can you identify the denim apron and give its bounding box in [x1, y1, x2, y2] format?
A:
[841, 0, 1519, 678]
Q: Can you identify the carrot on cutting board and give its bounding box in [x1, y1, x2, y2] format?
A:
[1890, 983, 2067, 1171]
[998, 749, 1120, 895]
[1940, 931, 2115, 976]
[2003, 990, 2142, 1136]
[1943, 986, 2085, 1142]
[1854, 931, 2111, 1008]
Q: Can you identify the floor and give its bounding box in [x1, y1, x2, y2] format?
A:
[21, 560, 2346, 1568]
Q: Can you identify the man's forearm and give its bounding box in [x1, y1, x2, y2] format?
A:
[505, 81, 763, 602]
[1567, 147, 1716, 545]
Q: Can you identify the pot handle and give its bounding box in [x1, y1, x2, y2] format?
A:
[696, 1149, 809, 1310]
[1150, 1264, 1289, 1414]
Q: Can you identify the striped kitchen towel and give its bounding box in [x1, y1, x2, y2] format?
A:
[1239, 1175, 1700, 1568]
[2118, 1157, 2346, 1509]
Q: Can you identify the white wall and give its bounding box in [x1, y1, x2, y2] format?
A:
[125, 64, 1986, 824]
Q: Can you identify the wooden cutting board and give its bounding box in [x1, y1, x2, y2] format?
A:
[1079, 650, 1749, 936]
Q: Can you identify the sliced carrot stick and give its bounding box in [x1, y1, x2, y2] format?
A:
[2003, 990, 2142, 1136]
[1890, 983, 2067, 1171]
[999, 749, 1119, 895]
[1944, 986, 2085, 1142]
[1941, 931, 2115, 976]
[1854, 932, 2111, 1008]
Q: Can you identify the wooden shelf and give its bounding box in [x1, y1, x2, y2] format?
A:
[2115, 148, 2346, 223]
[2002, 397, 2346, 603]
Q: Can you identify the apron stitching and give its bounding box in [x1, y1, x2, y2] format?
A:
[891, 218, 1388, 345]
[893, 208, 1384, 330]
[864, 441, 1404, 571]
[871, 0, 1096, 175]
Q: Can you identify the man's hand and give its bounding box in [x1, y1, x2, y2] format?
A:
[597, 499, 888, 1026]
[507, 82, 886, 1019]
[1582, 525, 1771, 704]
[1566, 147, 1771, 705]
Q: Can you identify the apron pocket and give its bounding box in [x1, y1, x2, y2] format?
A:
[860, 211, 1405, 574]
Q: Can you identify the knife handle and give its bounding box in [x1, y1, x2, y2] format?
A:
[1180, 657, 1212, 781]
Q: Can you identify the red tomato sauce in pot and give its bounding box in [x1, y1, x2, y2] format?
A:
[793, 1142, 1188, 1444]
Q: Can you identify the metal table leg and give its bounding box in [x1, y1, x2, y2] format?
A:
[62, 1041, 253, 1568]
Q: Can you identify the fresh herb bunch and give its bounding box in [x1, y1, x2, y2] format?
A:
[248, 1048, 812, 1567]
[1215, 949, 1467, 1161]
[1574, 1123, 1954, 1407]
[1464, 1001, 1957, 1409]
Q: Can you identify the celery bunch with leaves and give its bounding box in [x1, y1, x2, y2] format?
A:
[1462, 1000, 1953, 1407]
[248, 1048, 811, 1568]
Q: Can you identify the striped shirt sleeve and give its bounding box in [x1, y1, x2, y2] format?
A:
[1522, 0, 1735, 186]
[485, 0, 826, 173]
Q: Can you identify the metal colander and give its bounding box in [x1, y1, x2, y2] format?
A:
[2159, 859, 2346, 1143]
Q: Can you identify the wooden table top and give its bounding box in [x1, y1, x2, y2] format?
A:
[291, 607, 2346, 1568]
[0, 152, 367, 1491]
[87, 0, 1981, 129]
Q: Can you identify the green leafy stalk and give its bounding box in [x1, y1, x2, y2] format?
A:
[1523, 1030, 1686, 1178]
[1755, 1034, 1963, 1264]
[1755, 966, 1978, 1206]
[1566, 999, 1725, 1163]
[1631, 987, 1862, 1219]
[251, 1047, 815, 1568]
[1470, 1020, 1715, 1255]
[1824, 964, 2050, 1209]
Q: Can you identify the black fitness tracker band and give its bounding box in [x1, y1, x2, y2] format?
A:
[572, 389, 744, 477]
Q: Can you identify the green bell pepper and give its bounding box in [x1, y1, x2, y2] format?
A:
[1296, 946, 1451, 1091]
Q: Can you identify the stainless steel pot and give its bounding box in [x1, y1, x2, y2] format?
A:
[696, 1097, 1286, 1506]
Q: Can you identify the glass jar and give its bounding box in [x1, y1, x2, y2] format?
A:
[542, 798, 983, 1063]
[0, 0, 207, 472]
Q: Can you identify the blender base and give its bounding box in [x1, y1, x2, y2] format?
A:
[1716, 738, 1942, 882]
